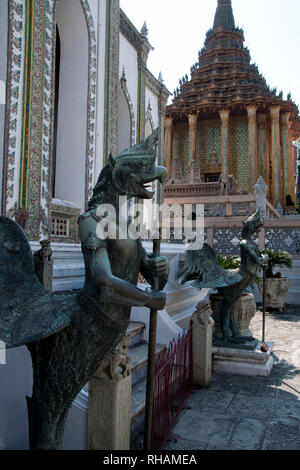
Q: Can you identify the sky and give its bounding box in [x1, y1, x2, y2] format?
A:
[120, 0, 300, 107]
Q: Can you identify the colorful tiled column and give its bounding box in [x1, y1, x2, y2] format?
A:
[280, 112, 293, 206]
[219, 110, 230, 176]
[17, 0, 56, 240]
[270, 106, 281, 206]
[103, 0, 120, 160]
[188, 114, 197, 167]
[164, 117, 173, 175]
[2, 0, 25, 217]
[247, 106, 258, 191]
[257, 113, 268, 185]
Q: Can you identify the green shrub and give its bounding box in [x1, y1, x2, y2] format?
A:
[217, 255, 240, 270]
[262, 249, 292, 279]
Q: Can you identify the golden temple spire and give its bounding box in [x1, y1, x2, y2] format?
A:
[213, 0, 236, 32]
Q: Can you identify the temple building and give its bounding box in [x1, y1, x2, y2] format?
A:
[164, 0, 300, 210]
[0, 0, 170, 243]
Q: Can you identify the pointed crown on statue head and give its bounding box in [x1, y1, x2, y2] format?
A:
[243, 209, 264, 231]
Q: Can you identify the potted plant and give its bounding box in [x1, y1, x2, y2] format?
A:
[210, 255, 257, 338]
[258, 249, 292, 311]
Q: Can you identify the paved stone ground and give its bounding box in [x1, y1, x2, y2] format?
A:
[164, 307, 300, 450]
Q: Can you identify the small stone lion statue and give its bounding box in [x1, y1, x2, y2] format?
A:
[98, 336, 131, 381]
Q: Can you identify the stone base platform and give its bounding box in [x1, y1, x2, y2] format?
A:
[212, 342, 274, 377]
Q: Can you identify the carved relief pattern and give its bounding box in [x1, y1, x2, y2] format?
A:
[233, 294, 256, 335]
[104, 0, 120, 160]
[19, 0, 47, 240]
[119, 10, 140, 50]
[265, 228, 300, 255]
[214, 228, 259, 255]
[80, 0, 97, 203]
[3, 0, 25, 214]
[194, 301, 214, 326]
[213, 228, 242, 255]
[40, 0, 56, 236]
[97, 336, 131, 381]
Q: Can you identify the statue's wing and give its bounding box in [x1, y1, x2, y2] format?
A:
[177, 242, 243, 289]
[0, 217, 71, 348]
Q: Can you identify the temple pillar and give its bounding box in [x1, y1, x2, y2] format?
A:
[270, 106, 281, 206]
[188, 114, 197, 167]
[257, 114, 268, 186]
[280, 112, 295, 206]
[164, 117, 173, 175]
[247, 106, 258, 191]
[219, 110, 230, 176]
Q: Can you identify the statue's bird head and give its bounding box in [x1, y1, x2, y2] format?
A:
[111, 129, 167, 199]
[89, 130, 167, 207]
[111, 153, 167, 199]
[242, 210, 264, 238]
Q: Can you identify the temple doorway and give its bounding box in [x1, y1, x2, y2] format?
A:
[53, 0, 89, 213]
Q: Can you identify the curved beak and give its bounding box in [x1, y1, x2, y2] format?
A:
[155, 166, 168, 185]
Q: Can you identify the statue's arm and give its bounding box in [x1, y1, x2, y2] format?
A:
[242, 242, 268, 266]
[91, 247, 165, 310]
[140, 252, 169, 291]
[78, 214, 166, 310]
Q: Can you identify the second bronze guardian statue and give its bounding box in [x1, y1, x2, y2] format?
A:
[177, 210, 268, 346]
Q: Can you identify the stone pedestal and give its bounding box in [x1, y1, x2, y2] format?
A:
[233, 294, 257, 336]
[210, 293, 256, 339]
[258, 278, 290, 311]
[87, 337, 131, 450]
[192, 301, 214, 388]
[212, 342, 274, 377]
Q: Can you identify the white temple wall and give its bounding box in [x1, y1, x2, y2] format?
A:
[54, 0, 89, 213]
[94, 0, 107, 182]
[119, 33, 138, 139]
[0, 0, 8, 208]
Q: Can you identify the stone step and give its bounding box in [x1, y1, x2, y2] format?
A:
[131, 377, 147, 426]
[126, 321, 146, 348]
[129, 342, 166, 387]
[130, 377, 147, 447]
[129, 342, 166, 446]
[126, 322, 166, 447]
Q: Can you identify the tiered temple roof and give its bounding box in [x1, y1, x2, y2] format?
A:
[167, 0, 300, 138]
